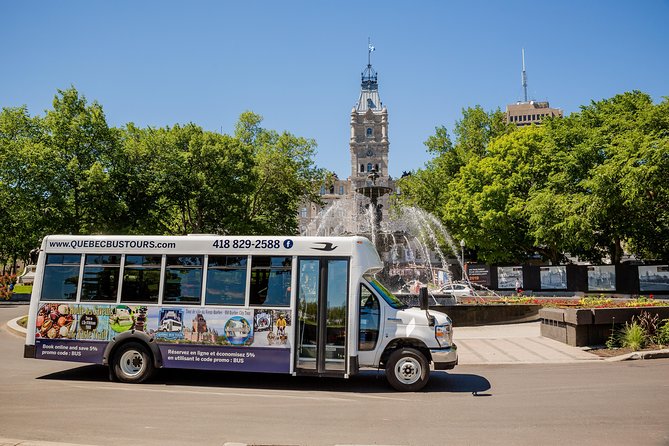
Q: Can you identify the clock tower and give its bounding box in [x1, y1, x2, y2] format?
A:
[349, 48, 394, 223]
[298, 43, 396, 235]
[350, 57, 390, 187]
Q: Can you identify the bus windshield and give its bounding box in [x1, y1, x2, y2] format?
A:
[365, 276, 408, 309]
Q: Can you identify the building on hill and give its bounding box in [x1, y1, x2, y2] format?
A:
[505, 49, 562, 127]
[506, 100, 563, 126]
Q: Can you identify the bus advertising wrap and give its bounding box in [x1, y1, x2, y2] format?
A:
[34, 303, 292, 373]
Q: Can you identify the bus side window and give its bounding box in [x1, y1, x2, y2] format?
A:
[81, 254, 121, 302]
[163, 255, 203, 304]
[205, 256, 247, 306]
[249, 256, 292, 306]
[41, 254, 82, 301]
[121, 255, 162, 303]
[359, 285, 380, 351]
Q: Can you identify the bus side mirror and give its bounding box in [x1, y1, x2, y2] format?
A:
[419, 286, 429, 311]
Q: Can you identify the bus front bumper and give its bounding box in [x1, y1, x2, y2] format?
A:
[430, 344, 458, 370]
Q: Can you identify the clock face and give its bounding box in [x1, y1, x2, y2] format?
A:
[366, 149, 374, 157]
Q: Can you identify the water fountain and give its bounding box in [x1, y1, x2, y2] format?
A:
[304, 168, 468, 302]
[301, 171, 543, 326]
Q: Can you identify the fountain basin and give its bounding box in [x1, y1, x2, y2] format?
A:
[355, 185, 393, 201]
[396, 294, 541, 326]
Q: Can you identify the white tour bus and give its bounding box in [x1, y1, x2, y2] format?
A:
[24, 234, 457, 391]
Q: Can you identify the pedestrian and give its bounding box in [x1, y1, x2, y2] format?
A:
[515, 278, 522, 295]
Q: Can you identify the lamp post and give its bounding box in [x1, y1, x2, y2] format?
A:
[460, 239, 465, 280]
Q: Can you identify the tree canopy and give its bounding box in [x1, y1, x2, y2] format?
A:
[398, 92, 669, 264]
[0, 88, 324, 269]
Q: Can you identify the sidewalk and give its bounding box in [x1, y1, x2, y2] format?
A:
[454, 321, 602, 364]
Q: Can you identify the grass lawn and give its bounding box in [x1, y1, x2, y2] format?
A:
[13, 285, 32, 294]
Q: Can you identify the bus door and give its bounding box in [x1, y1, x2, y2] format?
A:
[295, 258, 349, 375]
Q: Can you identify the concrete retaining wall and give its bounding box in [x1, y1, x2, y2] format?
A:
[428, 304, 541, 327]
[539, 306, 669, 346]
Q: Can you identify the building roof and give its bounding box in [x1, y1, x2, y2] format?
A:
[356, 64, 383, 112]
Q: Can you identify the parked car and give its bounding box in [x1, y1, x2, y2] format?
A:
[438, 283, 474, 297]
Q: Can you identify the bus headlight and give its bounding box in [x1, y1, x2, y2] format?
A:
[435, 324, 453, 347]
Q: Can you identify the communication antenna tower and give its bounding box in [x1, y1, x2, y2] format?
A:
[521, 48, 528, 102]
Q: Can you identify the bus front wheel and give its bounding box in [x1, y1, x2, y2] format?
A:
[385, 348, 429, 392]
[112, 342, 155, 384]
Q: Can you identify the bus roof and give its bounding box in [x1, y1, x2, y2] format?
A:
[40, 234, 382, 267]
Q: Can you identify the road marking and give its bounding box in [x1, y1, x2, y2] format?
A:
[68, 384, 405, 402]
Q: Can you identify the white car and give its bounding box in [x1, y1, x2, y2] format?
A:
[438, 283, 474, 297]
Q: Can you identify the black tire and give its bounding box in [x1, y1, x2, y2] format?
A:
[385, 348, 429, 392]
[111, 342, 155, 384]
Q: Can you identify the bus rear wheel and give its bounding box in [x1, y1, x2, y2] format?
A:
[112, 342, 154, 384]
[385, 348, 429, 392]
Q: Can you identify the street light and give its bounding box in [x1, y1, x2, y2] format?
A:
[460, 239, 465, 280]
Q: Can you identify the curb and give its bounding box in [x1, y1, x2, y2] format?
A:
[6, 316, 28, 337]
[604, 349, 669, 362]
[0, 438, 96, 446]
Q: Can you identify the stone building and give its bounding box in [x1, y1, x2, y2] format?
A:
[299, 53, 396, 235]
[506, 100, 563, 126]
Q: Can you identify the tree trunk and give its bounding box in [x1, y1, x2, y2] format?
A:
[610, 236, 623, 264]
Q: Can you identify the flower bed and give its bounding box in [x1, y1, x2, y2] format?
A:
[539, 306, 669, 346]
[458, 295, 666, 308]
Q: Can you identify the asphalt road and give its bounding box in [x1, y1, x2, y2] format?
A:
[1, 304, 668, 446]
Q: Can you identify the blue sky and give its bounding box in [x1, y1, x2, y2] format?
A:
[1, 1, 667, 178]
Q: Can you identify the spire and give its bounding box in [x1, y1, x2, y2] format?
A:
[361, 38, 378, 92]
[357, 39, 382, 111]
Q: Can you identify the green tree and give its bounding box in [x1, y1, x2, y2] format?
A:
[42, 87, 120, 234]
[234, 111, 324, 234]
[0, 106, 47, 271]
[397, 106, 515, 257]
[401, 91, 669, 264]
[444, 126, 553, 263]
[113, 123, 256, 235]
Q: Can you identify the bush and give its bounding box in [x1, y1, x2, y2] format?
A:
[636, 310, 659, 333]
[654, 319, 669, 346]
[0, 274, 18, 300]
[619, 321, 647, 351]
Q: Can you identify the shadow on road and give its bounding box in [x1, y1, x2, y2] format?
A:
[37, 365, 491, 395]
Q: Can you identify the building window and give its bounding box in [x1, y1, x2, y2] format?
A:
[366, 127, 373, 137]
[367, 163, 372, 172]
[360, 164, 365, 173]
[320, 185, 326, 195]
[375, 164, 379, 172]
[300, 207, 307, 218]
